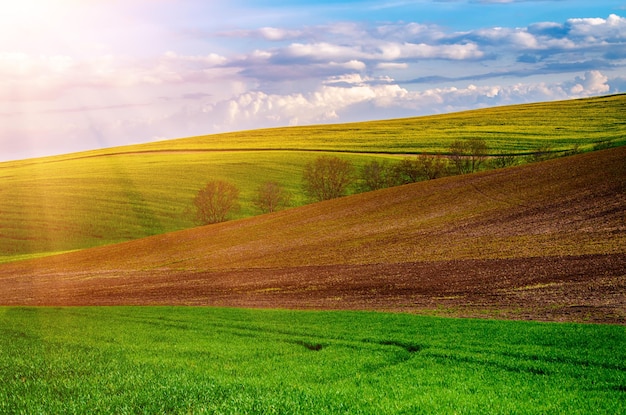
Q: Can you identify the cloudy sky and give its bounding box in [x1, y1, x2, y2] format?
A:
[1, 0, 625, 161]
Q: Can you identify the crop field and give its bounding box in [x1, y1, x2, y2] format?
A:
[1, 94, 624, 262]
[1, 307, 625, 414]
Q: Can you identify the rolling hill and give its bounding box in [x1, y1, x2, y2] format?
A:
[1, 146, 624, 323]
[1, 94, 624, 262]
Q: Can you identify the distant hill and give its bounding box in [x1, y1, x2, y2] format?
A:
[1, 146, 624, 323]
[1, 94, 624, 262]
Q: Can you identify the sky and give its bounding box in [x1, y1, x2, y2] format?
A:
[1, 0, 625, 161]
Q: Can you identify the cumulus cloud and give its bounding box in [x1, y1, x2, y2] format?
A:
[3, 14, 623, 103]
[219, 14, 625, 86]
[567, 70, 610, 95]
[189, 70, 617, 132]
[198, 74, 406, 129]
[459, 14, 625, 55]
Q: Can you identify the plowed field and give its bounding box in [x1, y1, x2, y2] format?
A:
[1, 254, 624, 323]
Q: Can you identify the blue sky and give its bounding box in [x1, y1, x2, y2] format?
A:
[1, 0, 625, 161]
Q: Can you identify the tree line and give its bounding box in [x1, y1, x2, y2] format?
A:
[191, 138, 567, 225]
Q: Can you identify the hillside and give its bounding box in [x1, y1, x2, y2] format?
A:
[1, 146, 624, 323]
[1, 94, 624, 262]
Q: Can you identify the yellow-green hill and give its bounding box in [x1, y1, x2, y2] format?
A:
[0, 94, 624, 262]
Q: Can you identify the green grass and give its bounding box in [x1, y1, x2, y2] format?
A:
[1, 307, 624, 414]
[0, 94, 624, 261]
[0, 151, 392, 258]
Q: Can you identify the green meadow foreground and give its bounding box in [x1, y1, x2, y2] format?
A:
[1, 307, 625, 414]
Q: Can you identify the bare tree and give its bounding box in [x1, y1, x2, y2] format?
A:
[254, 181, 291, 213]
[302, 155, 355, 201]
[192, 180, 240, 224]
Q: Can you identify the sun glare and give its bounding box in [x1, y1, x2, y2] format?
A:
[0, 0, 99, 52]
[0, 0, 89, 29]
[1, 0, 56, 21]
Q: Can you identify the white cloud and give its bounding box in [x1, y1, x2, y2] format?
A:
[2, 69, 618, 162]
[163, 51, 228, 66]
[567, 14, 626, 41]
[200, 74, 406, 129]
[376, 62, 409, 70]
[568, 70, 610, 95]
[188, 70, 616, 132]
[220, 26, 305, 41]
[379, 42, 483, 60]
[257, 27, 304, 41]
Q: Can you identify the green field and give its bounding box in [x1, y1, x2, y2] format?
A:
[1, 94, 624, 262]
[1, 307, 625, 414]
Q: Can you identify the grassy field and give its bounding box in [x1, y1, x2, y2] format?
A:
[1, 307, 625, 414]
[1, 94, 624, 261]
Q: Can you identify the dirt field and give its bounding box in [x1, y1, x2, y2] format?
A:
[2, 253, 624, 324]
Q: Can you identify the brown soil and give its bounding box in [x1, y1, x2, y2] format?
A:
[1, 254, 624, 324]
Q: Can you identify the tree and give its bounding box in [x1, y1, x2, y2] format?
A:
[448, 140, 471, 174]
[467, 138, 489, 172]
[528, 144, 554, 163]
[302, 155, 355, 201]
[359, 160, 393, 191]
[390, 155, 448, 185]
[448, 138, 489, 174]
[391, 157, 422, 185]
[490, 150, 518, 169]
[254, 181, 291, 213]
[192, 180, 240, 224]
[414, 154, 448, 180]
